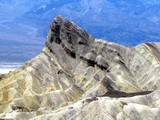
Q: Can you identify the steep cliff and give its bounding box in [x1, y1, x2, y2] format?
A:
[0, 16, 160, 120]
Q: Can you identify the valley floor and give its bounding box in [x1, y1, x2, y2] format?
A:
[0, 62, 22, 74]
[0, 68, 16, 74]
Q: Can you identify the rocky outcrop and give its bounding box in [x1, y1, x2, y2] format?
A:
[0, 16, 160, 120]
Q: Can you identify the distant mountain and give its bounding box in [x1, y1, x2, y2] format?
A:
[0, 0, 160, 62]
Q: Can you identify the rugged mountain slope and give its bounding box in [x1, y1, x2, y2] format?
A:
[0, 16, 160, 120]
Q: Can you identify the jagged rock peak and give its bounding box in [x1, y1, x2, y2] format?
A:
[45, 16, 94, 57]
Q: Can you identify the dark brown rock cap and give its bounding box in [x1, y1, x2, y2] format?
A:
[45, 16, 94, 58]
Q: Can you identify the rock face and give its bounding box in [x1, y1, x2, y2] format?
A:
[0, 16, 160, 120]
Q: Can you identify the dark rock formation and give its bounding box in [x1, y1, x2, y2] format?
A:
[102, 90, 153, 98]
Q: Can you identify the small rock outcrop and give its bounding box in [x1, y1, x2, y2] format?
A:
[0, 16, 160, 120]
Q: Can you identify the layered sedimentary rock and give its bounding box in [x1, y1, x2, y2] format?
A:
[0, 16, 160, 120]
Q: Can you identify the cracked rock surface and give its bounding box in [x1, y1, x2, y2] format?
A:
[0, 16, 160, 120]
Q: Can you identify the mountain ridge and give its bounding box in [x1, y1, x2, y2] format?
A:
[0, 16, 160, 120]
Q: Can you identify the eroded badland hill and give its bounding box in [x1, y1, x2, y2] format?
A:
[0, 16, 160, 120]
